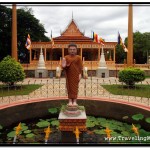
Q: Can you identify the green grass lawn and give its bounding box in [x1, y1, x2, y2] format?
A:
[101, 84, 150, 98]
[145, 75, 150, 78]
[0, 84, 43, 97]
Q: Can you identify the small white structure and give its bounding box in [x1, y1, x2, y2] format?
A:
[96, 46, 109, 78]
[35, 47, 48, 78]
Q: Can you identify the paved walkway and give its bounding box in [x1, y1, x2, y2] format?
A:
[0, 77, 150, 107]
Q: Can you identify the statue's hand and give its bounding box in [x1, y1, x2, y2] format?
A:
[62, 58, 66, 68]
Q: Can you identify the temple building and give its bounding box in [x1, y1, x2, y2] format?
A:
[23, 17, 117, 77]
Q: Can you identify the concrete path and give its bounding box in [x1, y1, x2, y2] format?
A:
[0, 77, 150, 107]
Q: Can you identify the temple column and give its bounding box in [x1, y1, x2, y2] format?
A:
[30, 50, 32, 62]
[44, 48, 46, 61]
[11, 4, 18, 61]
[50, 49, 53, 60]
[127, 4, 133, 66]
[80, 46, 82, 59]
[62, 47, 64, 58]
[109, 50, 112, 61]
[113, 46, 116, 62]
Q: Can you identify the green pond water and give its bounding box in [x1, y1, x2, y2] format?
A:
[0, 114, 150, 144]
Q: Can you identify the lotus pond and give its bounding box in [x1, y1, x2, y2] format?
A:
[0, 107, 150, 144]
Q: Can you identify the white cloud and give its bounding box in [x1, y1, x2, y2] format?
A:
[10, 4, 150, 42]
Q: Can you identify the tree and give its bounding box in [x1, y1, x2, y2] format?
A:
[115, 44, 126, 64]
[124, 31, 150, 64]
[0, 56, 25, 86]
[0, 5, 12, 61]
[118, 67, 145, 87]
[0, 5, 50, 62]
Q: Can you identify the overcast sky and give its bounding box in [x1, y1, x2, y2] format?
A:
[14, 4, 150, 42]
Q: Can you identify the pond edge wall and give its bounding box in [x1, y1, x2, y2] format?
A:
[0, 97, 149, 130]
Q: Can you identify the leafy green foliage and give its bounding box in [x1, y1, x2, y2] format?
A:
[13, 123, 28, 132]
[36, 120, 50, 128]
[7, 123, 28, 138]
[26, 133, 35, 138]
[24, 130, 32, 134]
[2, 115, 150, 144]
[121, 131, 130, 137]
[118, 67, 145, 86]
[86, 116, 99, 128]
[7, 131, 16, 138]
[0, 5, 49, 62]
[86, 121, 96, 128]
[0, 56, 25, 85]
[132, 113, 144, 121]
[48, 108, 58, 114]
[51, 120, 59, 127]
[115, 44, 126, 64]
[145, 117, 150, 124]
[93, 129, 106, 135]
[139, 129, 150, 137]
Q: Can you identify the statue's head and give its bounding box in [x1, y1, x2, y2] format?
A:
[68, 43, 77, 56]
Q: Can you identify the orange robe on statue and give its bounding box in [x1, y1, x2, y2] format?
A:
[64, 55, 83, 99]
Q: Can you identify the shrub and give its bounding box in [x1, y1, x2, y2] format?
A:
[118, 67, 145, 86]
[0, 56, 25, 86]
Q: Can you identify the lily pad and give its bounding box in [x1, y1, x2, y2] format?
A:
[13, 125, 28, 131]
[132, 113, 144, 121]
[48, 108, 58, 114]
[24, 130, 32, 134]
[26, 133, 35, 138]
[145, 117, 150, 124]
[86, 121, 95, 128]
[49, 118, 57, 122]
[87, 116, 97, 122]
[96, 118, 107, 124]
[21, 123, 26, 126]
[139, 129, 150, 137]
[39, 119, 45, 122]
[21, 126, 28, 131]
[109, 120, 124, 126]
[7, 130, 22, 138]
[7, 131, 16, 138]
[36, 121, 50, 128]
[51, 120, 59, 127]
[121, 131, 130, 136]
[0, 125, 3, 130]
[93, 129, 106, 135]
[134, 124, 141, 129]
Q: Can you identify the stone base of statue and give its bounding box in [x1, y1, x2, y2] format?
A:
[96, 67, 109, 78]
[58, 105, 87, 132]
[63, 105, 82, 117]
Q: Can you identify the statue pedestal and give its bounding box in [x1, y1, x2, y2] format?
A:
[58, 105, 87, 132]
